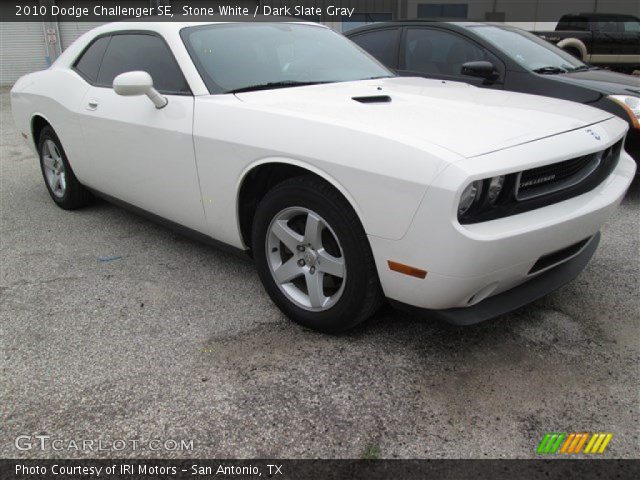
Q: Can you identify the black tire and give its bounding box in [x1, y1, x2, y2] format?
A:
[38, 125, 91, 209]
[563, 47, 582, 60]
[252, 175, 383, 333]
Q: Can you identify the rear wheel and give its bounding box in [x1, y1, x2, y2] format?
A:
[563, 47, 582, 60]
[252, 176, 383, 333]
[38, 126, 91, 209]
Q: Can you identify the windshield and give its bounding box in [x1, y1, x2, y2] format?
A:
[181, 23, 393, 94]
[470, 25, 588, 73]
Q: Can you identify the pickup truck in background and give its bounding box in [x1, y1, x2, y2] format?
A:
[533, 13, 640, 73]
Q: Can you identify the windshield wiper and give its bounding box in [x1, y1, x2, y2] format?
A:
[228, 81, 330, 94]
[533, 66, 568, 74]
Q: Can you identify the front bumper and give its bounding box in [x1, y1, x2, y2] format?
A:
[389, 232, 599, 325]
[369, 117, 635, 319]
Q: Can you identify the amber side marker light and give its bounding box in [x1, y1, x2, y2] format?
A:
[387, 261, 427, 279]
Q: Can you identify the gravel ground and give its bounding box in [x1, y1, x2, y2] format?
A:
[1, 87, 638, 459]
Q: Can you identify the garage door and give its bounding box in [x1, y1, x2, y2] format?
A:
[60, 22, 107, 50]
[0, 22, 48, 85]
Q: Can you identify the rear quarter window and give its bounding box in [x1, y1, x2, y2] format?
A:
[73, 36, 110, 83]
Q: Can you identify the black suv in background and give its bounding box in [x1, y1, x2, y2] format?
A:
[533, 13, 640, 73]
[346, 22, 640, 163]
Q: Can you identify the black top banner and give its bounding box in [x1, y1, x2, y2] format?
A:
[2, 0, 640, 22]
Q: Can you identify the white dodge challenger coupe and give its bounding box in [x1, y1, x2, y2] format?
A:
[11, 21, 636, 333]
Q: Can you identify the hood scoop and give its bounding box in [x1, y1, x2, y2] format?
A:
[352, 95, 392, 104]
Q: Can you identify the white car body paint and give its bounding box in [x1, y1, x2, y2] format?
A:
[370, 115, 633, 308]
[10, 21, 636, 315]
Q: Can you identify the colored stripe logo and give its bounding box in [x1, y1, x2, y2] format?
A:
[537, 433, 612, 454]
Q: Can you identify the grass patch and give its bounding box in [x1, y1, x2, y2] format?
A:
[361, 444, 381, 460]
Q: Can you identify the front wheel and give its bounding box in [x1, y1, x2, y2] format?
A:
[252, 176, 383, 333]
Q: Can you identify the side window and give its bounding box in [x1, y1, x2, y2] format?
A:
[557, 17, 588, 31]
[404, 28, 490, 76]
[73, 36, 110, 83]
[350, 28, 400, 69]
[595, 21, 621, 33]
[571, 20, 588, 30]
[96, 34, 190, 94]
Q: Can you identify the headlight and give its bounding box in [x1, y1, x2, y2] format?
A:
[459, 140, 615, 224]
[458, 180, 483, 216]
[608, 95, 640, 129]
[487, 175, 505, 204]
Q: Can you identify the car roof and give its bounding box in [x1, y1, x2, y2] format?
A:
[562, 12, 639, 20]
[344, 20, 503, 36]
[100, 16, 322, 33]
[53, 18, 326, 72]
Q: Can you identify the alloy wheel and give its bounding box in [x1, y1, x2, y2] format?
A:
[265, 207, 346, 311]
[42, 139, 66, 198]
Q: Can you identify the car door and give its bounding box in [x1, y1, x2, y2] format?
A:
[77, 32, 206, 233]
[397, 27, 505, 89]
[348, 27, 401, 71]
[590, 18, 621, 59]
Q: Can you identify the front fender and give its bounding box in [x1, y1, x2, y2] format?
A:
[193, 96, 457, 246]
[236, 157, 365, 225]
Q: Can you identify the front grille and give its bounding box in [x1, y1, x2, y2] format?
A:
[516, 140, 623, 202]
[529, 237, 591, 274]
[516, 152, 602, 200]
[458, 138, 624, 224]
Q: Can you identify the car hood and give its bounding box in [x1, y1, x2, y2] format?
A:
[550, 68, 640, 96]
[235, 77, 613, 158]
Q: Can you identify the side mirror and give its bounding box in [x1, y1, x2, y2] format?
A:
[113, 71, 168, 109]
[460, 61, 499, 81]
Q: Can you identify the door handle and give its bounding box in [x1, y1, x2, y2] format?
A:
[86, 99, 99, 110]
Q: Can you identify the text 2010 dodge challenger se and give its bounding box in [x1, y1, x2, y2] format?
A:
[11, 21, 636, 333]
